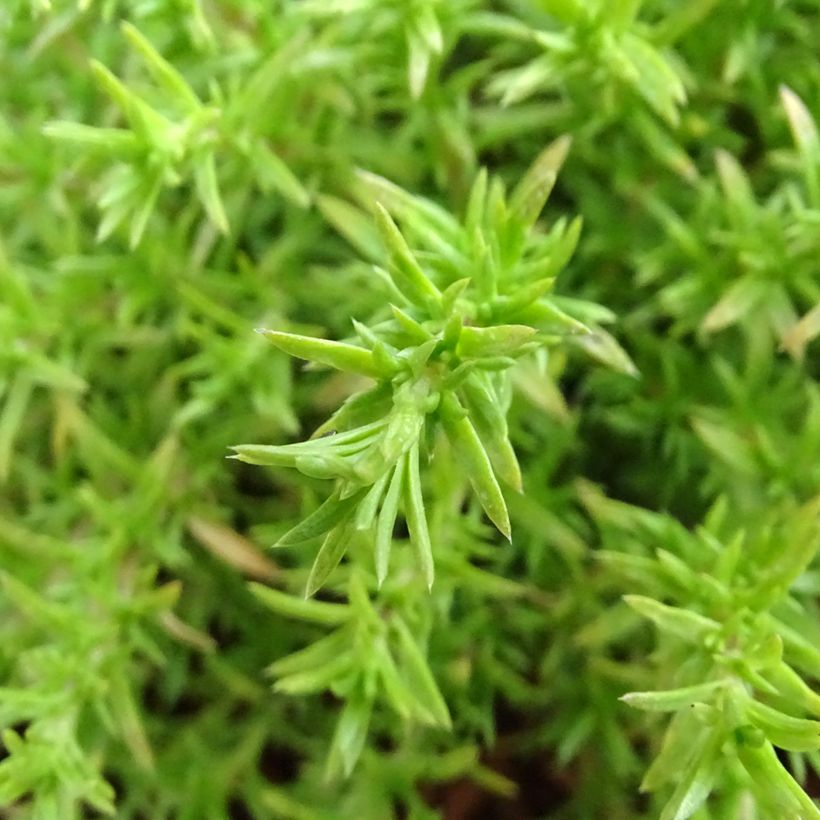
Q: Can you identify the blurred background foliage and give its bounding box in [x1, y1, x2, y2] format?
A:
[1, 1, 819, 818]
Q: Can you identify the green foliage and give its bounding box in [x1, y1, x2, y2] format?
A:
[2, 1, 820, 818]
[595, 494, 820, 817]
[233, 144, 600, 591]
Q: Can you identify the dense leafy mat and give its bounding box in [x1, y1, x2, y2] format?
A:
[2, 2, 820, 818]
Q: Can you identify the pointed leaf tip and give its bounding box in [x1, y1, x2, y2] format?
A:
[258, 329, 393, 379]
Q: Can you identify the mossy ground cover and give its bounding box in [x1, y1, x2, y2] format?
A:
[1, 2, 820, 818]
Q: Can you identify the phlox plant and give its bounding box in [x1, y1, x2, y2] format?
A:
[1, 1, 819, 819]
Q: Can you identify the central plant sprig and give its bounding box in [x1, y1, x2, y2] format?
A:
[233, 137, 596, 593]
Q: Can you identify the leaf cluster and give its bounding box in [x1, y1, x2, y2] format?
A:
[1, 1, 820, 818]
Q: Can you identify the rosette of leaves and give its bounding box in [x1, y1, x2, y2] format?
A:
[43, 21, 310, 248]
[294, 0, 478, 100]
[459, 0, 710, 194]
[233, 137, 603, 593]
[478, 0, 688, 126]
[588, 492, 820, 819]
[642, 87, 820, 361]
